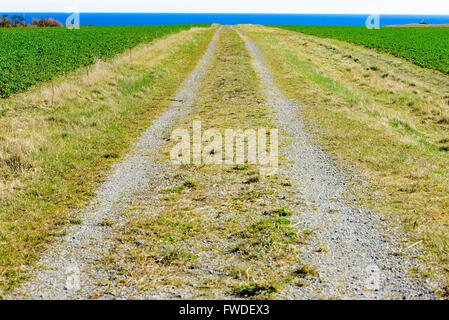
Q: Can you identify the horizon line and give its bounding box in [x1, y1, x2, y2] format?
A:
[2, 12, 449, 16]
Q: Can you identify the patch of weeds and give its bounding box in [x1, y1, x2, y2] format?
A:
[52, 231, 67, 237]
[438, 140, 449, 152]
[182, 181, 197, 189]
[244, 176, 260, 184]
[248, 218, 297, 245]
[164, 186, 184, 194]
[4, 154, 31, 172]
[316, 246, 329, 253]
[0, 109, 6, 117]
[160, 246, 197, 264]
[272, 207, 294, 217]
[390, 251, 406, 257]
[409, 266, 433, 278]
[294, 265, 318, 278]
[174, 173, 186, 180]
[129, 205, 148, 211]
[439, 286, 449, 299]
[293, 278, 309, 287]
[228, 215, 243, 223]
[232, 164, 250, 171]
[69, 219, 82, 225]
[99, 278, 113, 294]
[397, 184, 418, 194]
[234, 281, 277, 297]
[228, 243, 242, 254]
[162, 236, 176, 243]
[103, 152, 120, 159]
[276, 217, 292, 225]
[247, 189, 260, 196]
[164, 181, 197, 193]
[303, 229, 314, 236]
[388, 118, 421, 137]
[99, 220, 114, 227]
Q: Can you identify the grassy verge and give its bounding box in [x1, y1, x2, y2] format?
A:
[102, 26, 309, 299]
[239, 25, 449, 293]
[0, 27, 216, 295]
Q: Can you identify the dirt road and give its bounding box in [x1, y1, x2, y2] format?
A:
[11, 25, 439, 300]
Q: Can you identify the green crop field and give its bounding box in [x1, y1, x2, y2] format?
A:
[0, 25, 207, 98]
[273, 25, 449, 75]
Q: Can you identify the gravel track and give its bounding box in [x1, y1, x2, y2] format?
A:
[11, 27, 221, 300]
[235, 28, 439, 300]
[9, 25, 440, 300]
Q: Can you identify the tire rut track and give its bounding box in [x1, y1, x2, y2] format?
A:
[10, 27, 221, 300]
[235, 27, 437, 300]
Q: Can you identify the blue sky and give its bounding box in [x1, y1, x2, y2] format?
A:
[1, 0, 448, 15]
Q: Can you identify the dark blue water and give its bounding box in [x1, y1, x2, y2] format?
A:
[2, 13, 449, 27]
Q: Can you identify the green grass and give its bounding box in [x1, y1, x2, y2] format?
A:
[272, 207, 294, 217]
[164, 186, 185, 194]
[273, 25, 449, 74]
[234, 281, 277, 297]
[164, 181, 197, 193]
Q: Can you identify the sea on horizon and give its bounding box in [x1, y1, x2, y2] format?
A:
[1, 13, 449, 27]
